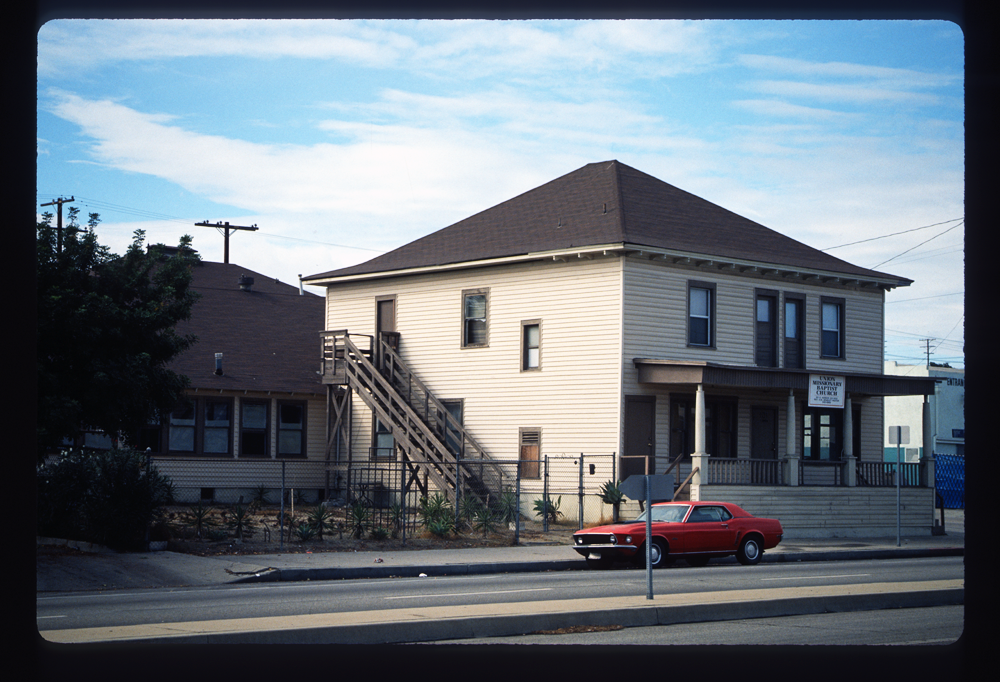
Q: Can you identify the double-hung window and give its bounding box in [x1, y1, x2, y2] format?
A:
[277, 402, 305, 458]
[462, 289, 489, 348]
[821, 297, 845, 359]
[167, 398, 233, 455]
[687, 281, 715, 347]
[240, 399, 270, 457]
[522, 320, 540, 371]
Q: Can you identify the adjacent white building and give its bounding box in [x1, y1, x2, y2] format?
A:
[884, 361, 965, 461]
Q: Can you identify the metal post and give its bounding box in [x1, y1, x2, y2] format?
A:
[455, 456, 462, 532]
[578, 454, 584, 530]
[515, 460, 521, 546]
[280, 460, 286, 553]
[896, 428, 902, 547]
[543, 455, 549, 533]
[645, 475, 653, 600]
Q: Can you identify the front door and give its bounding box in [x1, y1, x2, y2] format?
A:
[623, 396, 655, 479]
[751, 407, 778, 460]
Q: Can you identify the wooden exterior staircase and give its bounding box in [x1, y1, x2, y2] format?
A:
[320, 330, 510, 504]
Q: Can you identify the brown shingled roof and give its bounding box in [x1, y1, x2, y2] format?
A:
[304, 160, 908, 285]
[170, 262, 324, 395]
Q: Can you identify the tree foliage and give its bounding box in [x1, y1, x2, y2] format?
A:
[36, 209, 200, 457]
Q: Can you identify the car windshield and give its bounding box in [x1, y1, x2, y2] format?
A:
[634, 505, 690, 523]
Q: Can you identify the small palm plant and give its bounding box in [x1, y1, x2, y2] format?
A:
[307, 503, 336, 540]
[533, 495, 562, 524]
[183, 501, 215, 539]
[347, 501, 370, 539]
[599, 480, 625, 523]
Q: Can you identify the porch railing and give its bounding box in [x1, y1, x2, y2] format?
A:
[706, 458, 783, 485]
[856, 460, 921, 487]
[799, 459, 844, 486]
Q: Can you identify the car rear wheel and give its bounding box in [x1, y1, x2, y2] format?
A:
[737, 536, 763, 565]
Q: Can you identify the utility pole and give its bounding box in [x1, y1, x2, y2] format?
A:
[40, 196, 75, 252]
[920, 338, 935, 369]
[194, 220, 259, 264]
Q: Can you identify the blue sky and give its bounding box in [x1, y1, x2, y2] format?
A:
[36, 19, 964, 368]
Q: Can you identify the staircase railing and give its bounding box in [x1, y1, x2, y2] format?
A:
[321, 330, 510, 504]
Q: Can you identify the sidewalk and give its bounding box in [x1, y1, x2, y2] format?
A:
[36, 510, 964, 593]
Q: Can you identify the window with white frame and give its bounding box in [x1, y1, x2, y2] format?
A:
[687, 281, 715, 347]
[462, 289, 489, 347]
[821, 297, 845, 359]
[522, 320, 540, 370]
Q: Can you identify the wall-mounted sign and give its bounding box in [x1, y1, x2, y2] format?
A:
[808, 374, 846, 408]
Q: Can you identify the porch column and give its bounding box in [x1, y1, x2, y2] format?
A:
[785, 389, 798, 486]
[690, 384, 707, 500]
[844, 395, 856, 486]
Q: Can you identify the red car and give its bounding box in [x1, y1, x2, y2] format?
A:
[572, 500, 783, 569]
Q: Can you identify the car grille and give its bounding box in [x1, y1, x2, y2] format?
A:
[575, 534, 613, 546]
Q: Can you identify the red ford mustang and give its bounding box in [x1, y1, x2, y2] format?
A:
[572, 500, 783, 569]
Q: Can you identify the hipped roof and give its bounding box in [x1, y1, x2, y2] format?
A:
[170, 262, 325, 395]
[304, 160, 910, 287]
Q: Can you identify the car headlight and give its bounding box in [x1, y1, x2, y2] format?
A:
[625, 535, 632, 544]
[608, 534, 617, 545]
[575, 536, 583, 545]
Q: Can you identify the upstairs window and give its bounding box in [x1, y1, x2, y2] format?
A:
[462, 289, 489, 348]
[687, 282, 715, 347]
[522, 321, 540, 370]
[821, 298, 845, 359]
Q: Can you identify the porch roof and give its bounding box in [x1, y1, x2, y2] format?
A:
[633, 359, 938, 397]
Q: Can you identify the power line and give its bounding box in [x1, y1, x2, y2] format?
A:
[870, 221, 963, 269]
[821, 217, 963, 251]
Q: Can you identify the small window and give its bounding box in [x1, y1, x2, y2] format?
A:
[688, 282, 715, 347]
[462, 290, 489, 348]
[240, 400, 269, 457]
[277, 402, 305, 457]
[520, 429, 541, 479]
[821, 298, 845, 359]
[522, 321, 540, 370]
[372, 417, 394, 459]
[203, 400, 231, 454]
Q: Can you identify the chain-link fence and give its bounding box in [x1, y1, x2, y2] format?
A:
[149, 453, 622, 549]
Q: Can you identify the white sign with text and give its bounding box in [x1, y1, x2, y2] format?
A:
[808, 374, 846, 408]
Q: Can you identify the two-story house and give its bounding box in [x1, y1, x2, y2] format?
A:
[303, 160, 938, 538]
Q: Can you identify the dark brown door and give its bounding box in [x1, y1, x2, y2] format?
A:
[755, 294, 777, 367]
[751, 407, 778, 460]
[623, 396, 655, 479]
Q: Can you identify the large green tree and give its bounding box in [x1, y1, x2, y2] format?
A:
[36, 209, 200, 458]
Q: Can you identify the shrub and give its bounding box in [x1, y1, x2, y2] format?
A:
[533, 495, 563, 523]
[347, 501, 370, 539]
[36, 447, 173, 550]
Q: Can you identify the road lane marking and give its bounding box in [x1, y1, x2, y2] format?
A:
[760, 574, 871, 581]
[385, 588, 553, 600]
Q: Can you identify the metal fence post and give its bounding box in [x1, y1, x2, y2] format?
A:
[515, 459, 521, 546]
[455, 457, 462, 531]
[578, 454, 584, 530]
[543, 454, 549, 533]
[279, 459, 286, 553]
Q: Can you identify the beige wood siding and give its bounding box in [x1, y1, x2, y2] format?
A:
[622, 257, 886, 377]
[324, 256, 624, 489]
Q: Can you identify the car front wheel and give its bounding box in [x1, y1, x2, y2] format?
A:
[646, 538, 671, 568]
[737, 536, 763, 565]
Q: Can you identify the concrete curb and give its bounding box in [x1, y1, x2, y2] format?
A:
[231, 546, 964, 584]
